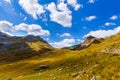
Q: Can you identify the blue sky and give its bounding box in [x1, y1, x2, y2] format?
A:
[0, 0, 120, 48]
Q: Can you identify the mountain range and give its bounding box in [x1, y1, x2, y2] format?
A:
[0, 31, 120, 80]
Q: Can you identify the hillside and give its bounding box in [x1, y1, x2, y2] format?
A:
[0, 32, 53, 62]
[0, 32, 120, 80]
[75, 35, 104, 50]
[83, 32, 120, 53]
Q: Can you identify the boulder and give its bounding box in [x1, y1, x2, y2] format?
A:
[35, 65, 49, 71]
[6, 78, 12, 80]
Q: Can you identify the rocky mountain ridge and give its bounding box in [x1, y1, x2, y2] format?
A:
[75, 35, 104, 50]
[0, 32, 12, 40]
[0, 32, 53, 61]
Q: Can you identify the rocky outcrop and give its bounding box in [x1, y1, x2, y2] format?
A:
[102, 40, 120, 54]
[75, 35, 102, 50]
[102, 48, 120, 53]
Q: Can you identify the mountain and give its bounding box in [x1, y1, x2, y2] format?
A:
[0, 32, 53, 62]
[83, 32, 120, 53]
[75, 35, 104, 50]
[0, 32, 120, 80]
[63, 35, 104, 50]
[0, 31, 12, 40]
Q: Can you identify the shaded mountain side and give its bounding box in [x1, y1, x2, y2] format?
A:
[0, 32, 54, 62]
[0, 31, 12, 41]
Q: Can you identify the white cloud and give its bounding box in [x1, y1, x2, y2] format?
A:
[4, 0, 11, 3]
[19, 0, 82, 27]
[88, 0, 95, 4]
[19, 0, 45, 19]
[67, 0, 82, 10]
[105, 22, 116, 26]
[110, 15, 118, 20]
[60, 33, 71, 37]
[85, 16, 96, 21]
[15, 23, 50, 36]
[50, 38, 75, 48]
[83, 27, 120, 38]
[47, 2, 72, 27]
[0, 20, 50, 37]
[0, 21, 14, 36]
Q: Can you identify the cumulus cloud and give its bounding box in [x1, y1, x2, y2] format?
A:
[50, 38, 75, 48]
[15, 23, 50, 36]
[19, 0, 82, 27]
[85, 16, 96, 21]
[47, 2, 72, 27]
[83, 27, 120, 38]
[60, 33, 71, 37]
[110, 15, 118, 20]
[67, 0, 82, 10]
[0, 20, 50, 36]
[105, 22, 116, 26]
[0, 21, 14, 36]
[19, 0, 45, 19]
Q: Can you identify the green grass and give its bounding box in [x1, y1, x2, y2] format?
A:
[0, 49, 120, 80]
[0, 33, 120, 80]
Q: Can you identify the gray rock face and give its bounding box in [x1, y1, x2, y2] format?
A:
[75, 35, 101, 50]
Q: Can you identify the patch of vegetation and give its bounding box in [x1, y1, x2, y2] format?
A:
[0, 33, 120, 80]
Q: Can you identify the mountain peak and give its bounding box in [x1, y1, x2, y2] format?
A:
[21, 35, 42, 42]
[75, 35, 102, 50]
[85, 35, 96, 43]
[22, 35, 49, 44]
[86, 35, 95, 39]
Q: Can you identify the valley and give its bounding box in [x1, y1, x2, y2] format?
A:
[0, 32, 120, 80]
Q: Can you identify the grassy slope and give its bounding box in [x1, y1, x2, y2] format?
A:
[0, 33, 120, 80]
[0, 41, 53, 64]
[84, 32, 120, 52]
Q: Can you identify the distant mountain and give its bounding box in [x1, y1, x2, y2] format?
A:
[75, 35, 104, 50]
[63, 35, 104, 50]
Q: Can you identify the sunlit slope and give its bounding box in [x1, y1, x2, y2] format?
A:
[0, 48, 120, 80]
[0, 35, 53, 63]
[82, 32, 120, 53]
[0, 33, 120, 80]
